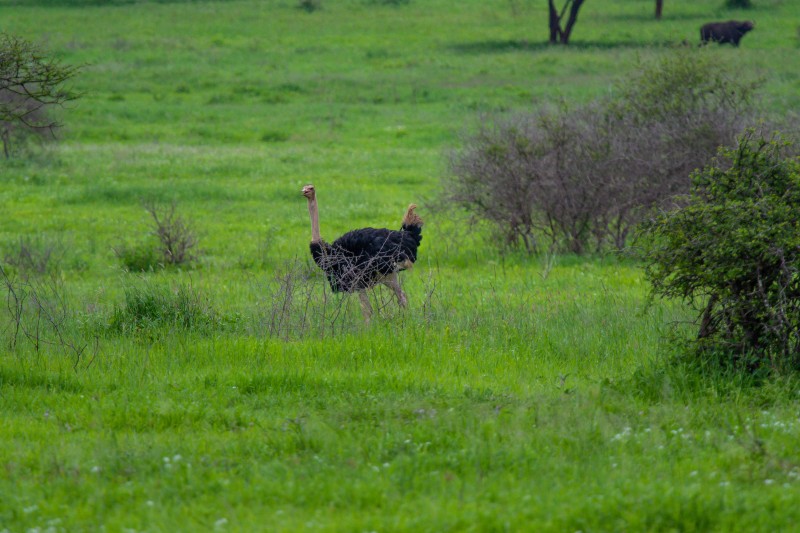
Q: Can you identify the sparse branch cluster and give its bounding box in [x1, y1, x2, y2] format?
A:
[1, 263, 95, 370]
[446, 50, 761, 254]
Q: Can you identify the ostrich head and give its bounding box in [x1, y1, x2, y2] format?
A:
[302, 184, 316, 200]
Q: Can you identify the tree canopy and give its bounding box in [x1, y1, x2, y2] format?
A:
[0, 33, 79, 157]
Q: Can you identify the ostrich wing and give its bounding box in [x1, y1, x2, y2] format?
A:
[333, 227, 419, 269]
[311, 227, 419, 293]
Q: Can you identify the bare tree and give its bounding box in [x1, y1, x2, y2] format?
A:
[548, 0, 586, 44]
[0, 33, 79, 157]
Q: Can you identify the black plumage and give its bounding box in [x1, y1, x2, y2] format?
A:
[310, 224, 422, 293]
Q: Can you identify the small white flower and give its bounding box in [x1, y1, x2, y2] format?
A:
[23, 505, 38, 514]
[689, 470, 698, 477]
[146, 500, 154, 507]
[765, 479, 775, 485]
[214, 517, 228, 529]
[173, 454, 182, 462]
[719, 481, 730, 487]
[91, 465, 101, 473]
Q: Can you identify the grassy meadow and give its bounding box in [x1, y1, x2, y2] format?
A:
[2, 0, 800, 530]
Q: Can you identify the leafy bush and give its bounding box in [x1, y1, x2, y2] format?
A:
[637, 130, 800, 372]
[445, 50, 760, 254]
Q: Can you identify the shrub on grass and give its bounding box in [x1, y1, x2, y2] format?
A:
[725, 0, 752, 8]
[3, 236, 62, 279]
[297, 0, 321, 12]
[113, 241, 161, 272]
[109, 282, 218, 334]
[445, 50, 760, 254]
[637, 130, 800, 372]
[115, 202, 200, 272]
[261, 130, 289, 143]
[0, 262, 94, 368]
[145, 201, 200, 267]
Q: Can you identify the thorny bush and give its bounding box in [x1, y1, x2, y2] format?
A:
[637, 130, 800, 372]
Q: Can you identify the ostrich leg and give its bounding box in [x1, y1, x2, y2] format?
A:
[358, 290, 373, 323]
[383, 273, 407, 307]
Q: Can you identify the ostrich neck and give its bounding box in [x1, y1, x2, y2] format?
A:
[307, 198, 321, 243]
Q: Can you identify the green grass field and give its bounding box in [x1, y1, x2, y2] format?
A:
[2, 0, 800, 530]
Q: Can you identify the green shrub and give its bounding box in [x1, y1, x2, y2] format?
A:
[297, 0, 321, 12]
[113, 242, 161, 272]
[109, 283, 218, 334]
[725, 0, 752, 9]
[260, 130, 290, 143]
[637, 130, 800, 372]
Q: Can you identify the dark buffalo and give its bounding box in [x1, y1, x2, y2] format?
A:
[700, 20, 754, 46]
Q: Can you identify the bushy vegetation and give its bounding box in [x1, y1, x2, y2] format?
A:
[114, 202, 200, 271]
[446, 50, 760, 254]
[725, 0, 752, 8]
[638, 130, 800, 371]
[109, 282, 218, 334]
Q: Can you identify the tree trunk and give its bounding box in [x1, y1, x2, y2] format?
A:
[548, 0, 585, 45]
[560, 0, 585, 44]
[655, 0, 663, 20]
[548, 0, 561, 44]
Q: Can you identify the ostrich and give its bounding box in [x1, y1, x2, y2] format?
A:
[302, 184, 423, 321]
